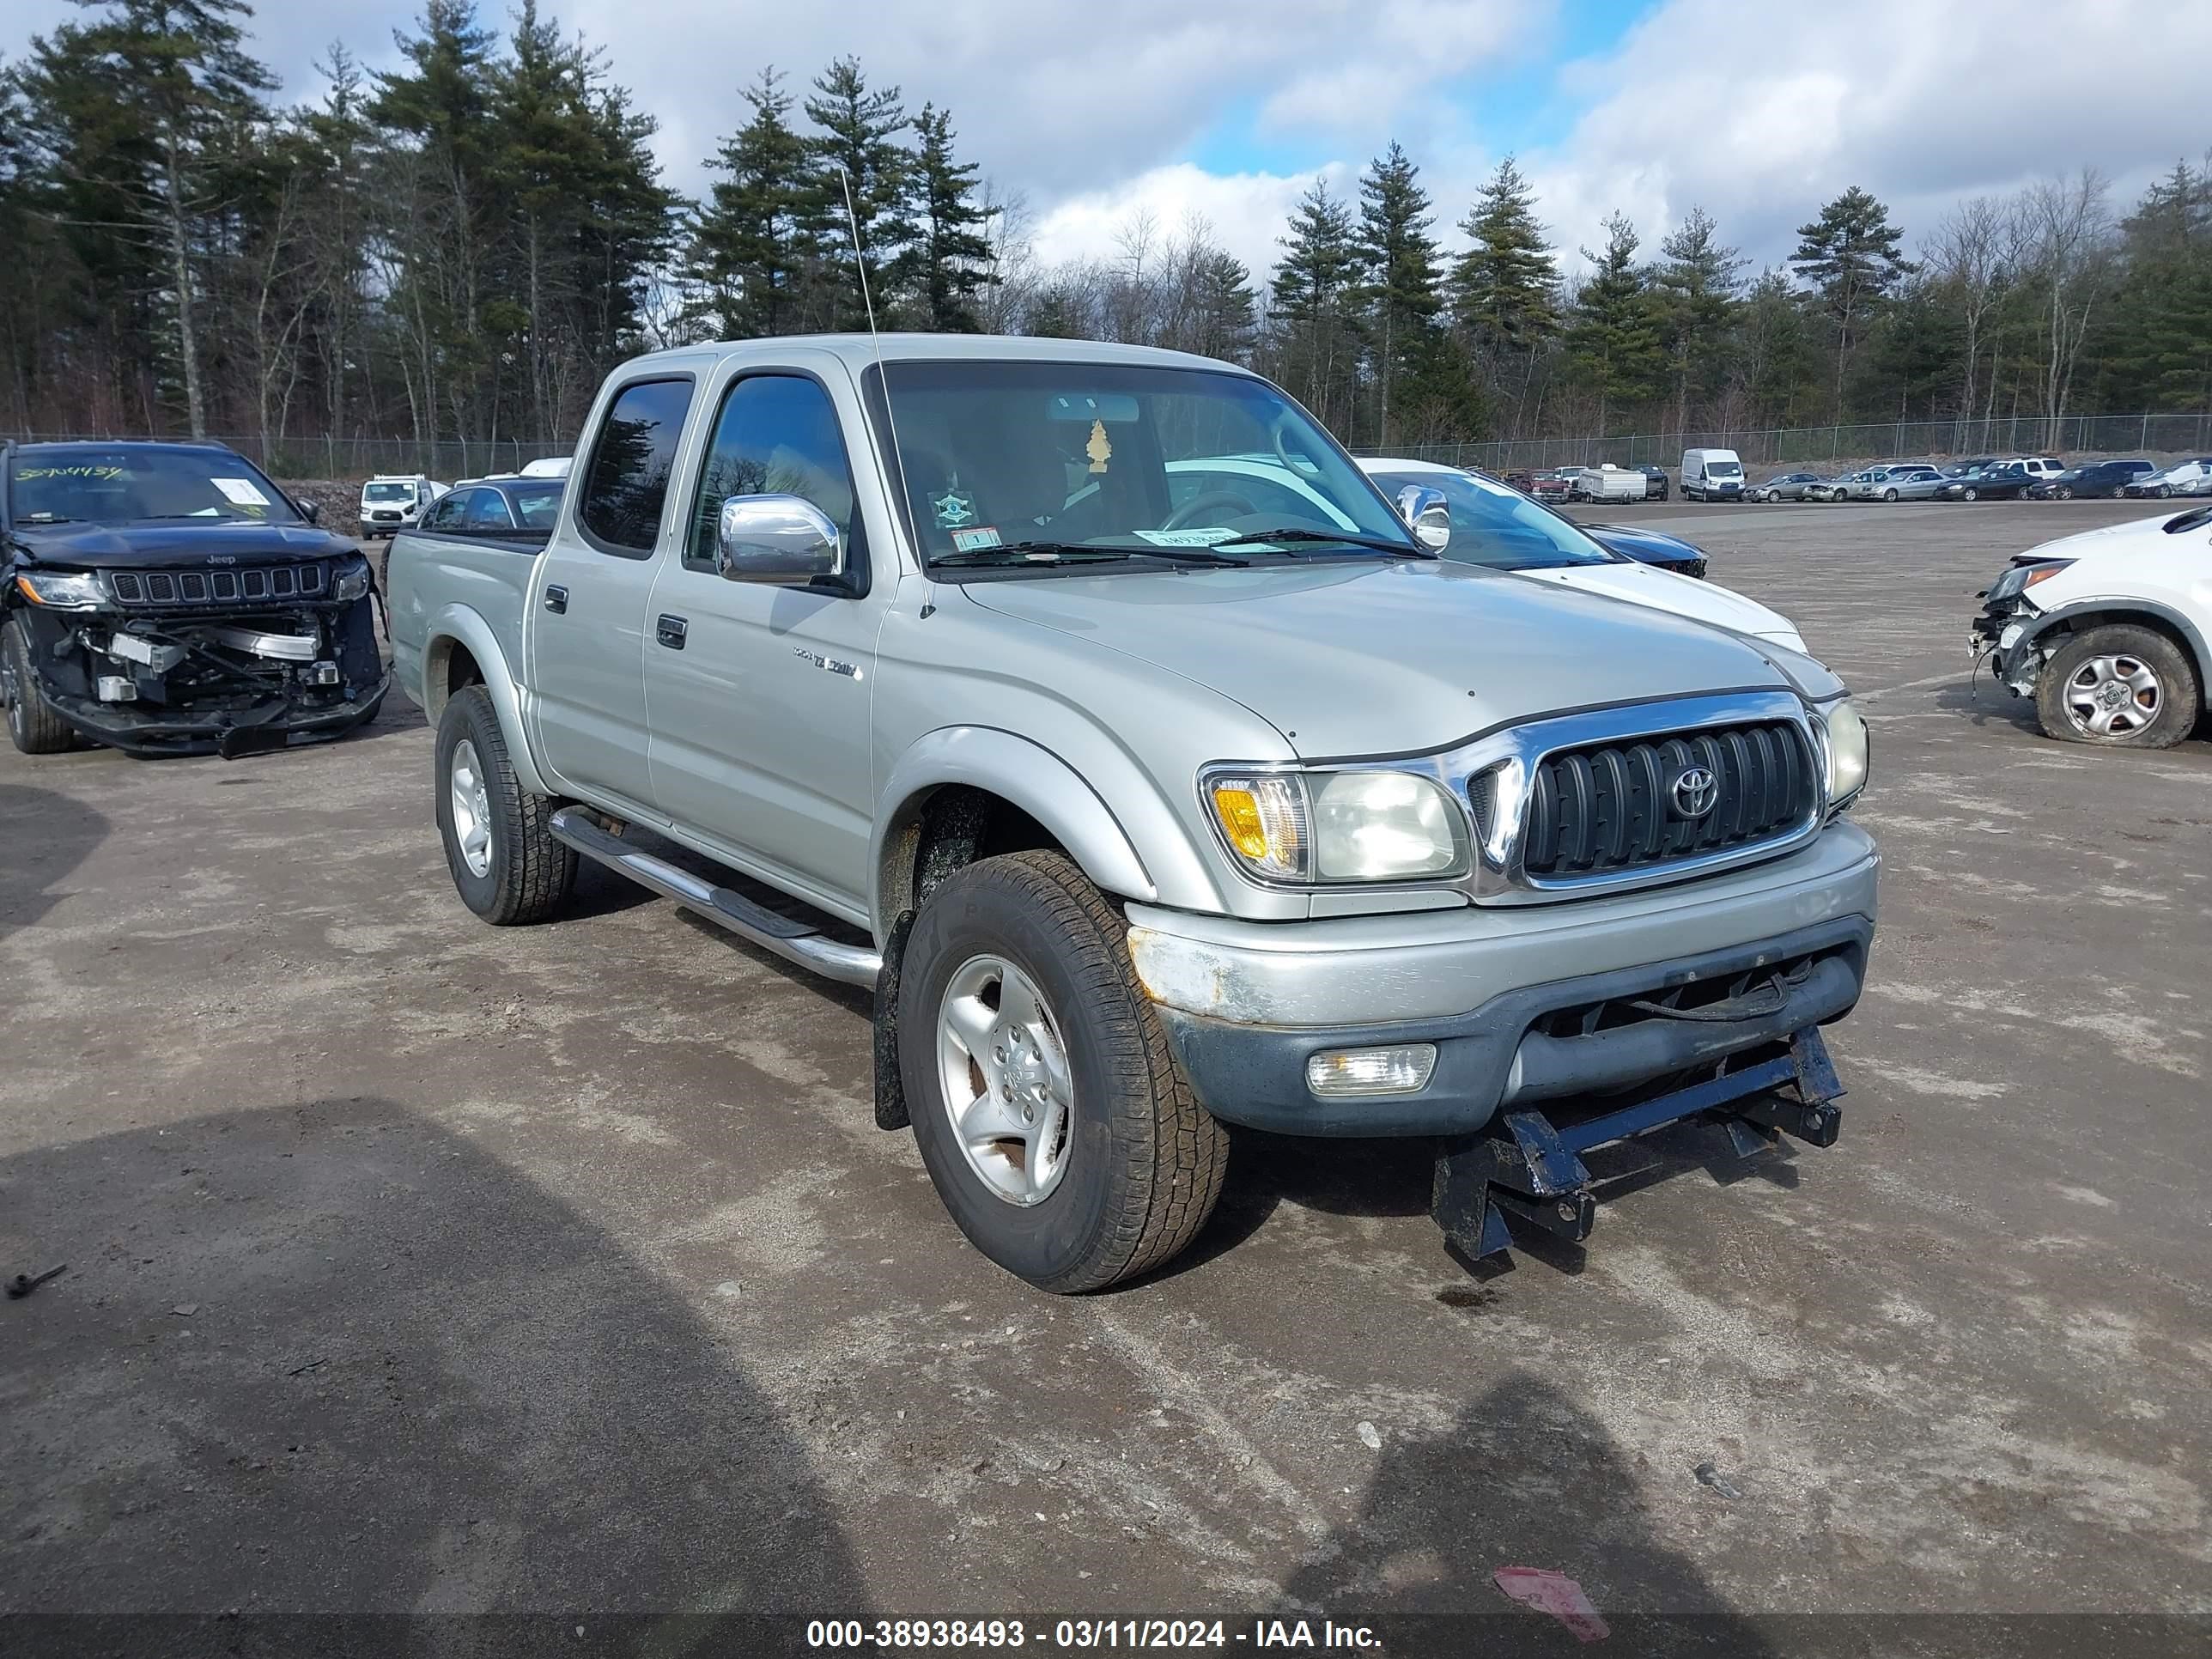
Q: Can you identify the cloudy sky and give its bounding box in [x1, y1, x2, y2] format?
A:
[9, 0, 2210, 279]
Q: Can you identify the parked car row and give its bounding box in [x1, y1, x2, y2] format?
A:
[1743, 454, 2212, 505]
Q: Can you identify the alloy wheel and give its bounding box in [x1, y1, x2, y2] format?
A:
[2063, 653, 2163, 739]
[936, 954, 1074, 1206]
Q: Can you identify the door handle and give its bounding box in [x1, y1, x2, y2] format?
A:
[655, 613, 689, 650]
[544, 584, 568, 614]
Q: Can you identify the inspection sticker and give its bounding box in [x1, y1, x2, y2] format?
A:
[210, 477, 272, 507]
[950, 526, 1003, 552]
[1133, 527, 1237, 546]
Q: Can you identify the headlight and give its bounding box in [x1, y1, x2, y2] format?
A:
[332, 557, 372, 602]
[13, 569, 109, 611]
[1820, 696, 1869, 809]
[1205, 768, 1469, 884]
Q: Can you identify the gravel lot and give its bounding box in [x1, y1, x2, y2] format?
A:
[3, 499, 2207, 1650]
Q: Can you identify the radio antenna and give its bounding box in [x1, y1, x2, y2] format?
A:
[833, 161, 916, 550]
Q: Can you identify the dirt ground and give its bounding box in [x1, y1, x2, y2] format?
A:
[2, 498, 2207, 1653]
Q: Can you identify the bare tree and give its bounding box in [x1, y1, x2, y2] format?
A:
[1924, 196, 2011, 445]
[2014, 168, 2114, 436]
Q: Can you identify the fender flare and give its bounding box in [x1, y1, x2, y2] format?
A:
[871, 726, 1158, 933]
[421, 605, 553, 796]
[2019, 598, 2212, 708]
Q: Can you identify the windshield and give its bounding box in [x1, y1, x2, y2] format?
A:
[9, 448, 301, 526]
[511, 481, 564, 527]
[1706, 460, 1741, 477]
[1367, 469, 1616, 569]
[364, 482, 416, 503]
[870, 360, 1412, 568]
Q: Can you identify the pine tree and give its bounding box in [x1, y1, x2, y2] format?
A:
[2100, 162, 2212, 410]
[1790, 185, 1914, 415]
[1652, 205, 1743, 434]
[804, 56, 911, 330]
[1269, 179, 1361, 431]
[1191, 251, 1257, 361]
[1564, 212, 1662, 436]
[1451, 155, 1559, 351]
[1355, 142, 1446, 445]
[690, 68, 825, 338]
[30, 0, 276, 437]
[899, 103, 994, 331]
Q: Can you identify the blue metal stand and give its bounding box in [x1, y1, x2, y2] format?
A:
[1432, 1026, 1846, 1261]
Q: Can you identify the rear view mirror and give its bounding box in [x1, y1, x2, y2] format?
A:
[1395, 484, 1452, 550]
[716, 494, 842, 586]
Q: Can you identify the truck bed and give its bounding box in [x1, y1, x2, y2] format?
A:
[385, 526, 547, 707]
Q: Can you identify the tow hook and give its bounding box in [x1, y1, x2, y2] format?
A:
[1431, 1026, 1846, 1262]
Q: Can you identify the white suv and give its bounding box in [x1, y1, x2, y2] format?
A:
[1971, 503, 2212, 747]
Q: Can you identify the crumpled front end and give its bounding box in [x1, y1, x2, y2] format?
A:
[13, 554, 387, 757]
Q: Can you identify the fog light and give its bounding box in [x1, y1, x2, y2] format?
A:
[1304, 1044, 1437, 1097]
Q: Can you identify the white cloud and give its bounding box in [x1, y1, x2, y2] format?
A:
[1028, 161, 1346, 277]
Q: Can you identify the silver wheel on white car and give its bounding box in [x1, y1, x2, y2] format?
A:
[449, 738, 495, 878]
[2034, 625, 2199, 750]
[937, 953, 1074, 1206]
[2062, 653, 2164, 738]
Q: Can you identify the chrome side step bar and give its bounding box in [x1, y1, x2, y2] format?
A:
[548, 807, 883, 988]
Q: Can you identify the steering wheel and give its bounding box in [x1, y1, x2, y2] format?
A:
[1161, 489, 1260, 532]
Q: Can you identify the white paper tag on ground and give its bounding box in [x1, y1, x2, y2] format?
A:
[211, 477, 271, 506]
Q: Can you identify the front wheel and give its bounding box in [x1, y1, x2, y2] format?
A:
[3, 619, 76, 755]
[899, 850, 1228, 1292]
[2154, 484, 2171, 498]
[2035, 626, 2199, 749]
[434, 685, 576, 923]
[1882, 488, 1899, 501]
[2056, 485, 2074, 500]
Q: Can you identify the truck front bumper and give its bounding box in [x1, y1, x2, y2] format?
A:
[1128, 821, 1878, 1137]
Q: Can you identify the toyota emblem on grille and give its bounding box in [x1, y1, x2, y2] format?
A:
[1669, 764, 1719, 819]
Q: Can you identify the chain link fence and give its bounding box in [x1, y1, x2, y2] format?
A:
[3, 430, 570, 483]
[1358, 412, 2212, 473]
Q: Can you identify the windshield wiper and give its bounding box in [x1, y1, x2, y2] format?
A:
[933, 540, 1249, 568]
[1208, 526, 1432, 557]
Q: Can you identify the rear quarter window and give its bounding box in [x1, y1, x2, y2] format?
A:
[578, 377, 693, 555]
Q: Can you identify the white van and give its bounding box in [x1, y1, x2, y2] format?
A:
[359, 474, 449, 538]
[1681, 448, 1746, 501]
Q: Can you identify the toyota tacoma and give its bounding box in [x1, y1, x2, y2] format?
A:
[387, 336, 1880, 1291]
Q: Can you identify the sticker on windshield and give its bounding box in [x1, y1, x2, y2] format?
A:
[950, 526, 1002, 552]
[931, 489, 976, 529]
[210, 477, 271, 507]
[15, 465, 124, 480]
[1085, 419, 1113, 475]
[1133, 528, 1237, 547]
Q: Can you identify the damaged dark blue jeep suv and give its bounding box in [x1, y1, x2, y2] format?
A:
[3, 441, 385, 758]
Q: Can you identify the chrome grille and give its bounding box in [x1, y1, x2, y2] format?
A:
[1516, 720, 1814, 878]
[108, 563, 325, 608]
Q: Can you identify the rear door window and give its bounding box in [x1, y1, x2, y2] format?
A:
[465, 489, 517, 532]
[578, 377, 694, 556]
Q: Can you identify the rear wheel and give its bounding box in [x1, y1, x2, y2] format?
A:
[899, 850, 1228, 1292]
[2035, 626, 2198, 750]
[2110, 484, 2127, 499]
[434, 685, 575, 923]
[3, 619, 76, 755]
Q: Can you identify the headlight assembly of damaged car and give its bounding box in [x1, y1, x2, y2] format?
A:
[1988, 558, 2072, 602]
[1204, 767, 1470, 884]
[1817, 696, 1870, 811]
[331, 557, 374, 602]
[12, 569, 110, 611]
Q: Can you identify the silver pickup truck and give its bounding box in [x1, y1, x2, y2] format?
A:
[388, 334, 1878, 1291]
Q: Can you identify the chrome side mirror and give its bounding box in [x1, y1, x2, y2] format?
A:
[1395, 484, 1452, 551]
[715, 494, 842, 586]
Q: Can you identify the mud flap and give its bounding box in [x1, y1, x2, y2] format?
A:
[872, 909, 915, 1130]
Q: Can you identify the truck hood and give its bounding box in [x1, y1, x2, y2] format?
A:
[9, 520, 355, 570]
[959, 557, 1796, 758]
[1515, 559, 1804, 648]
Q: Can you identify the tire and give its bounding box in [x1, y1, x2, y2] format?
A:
[2154, 484, 2171, 498]
[2111, 484, 2127, 499]
[2056, 485, 2074, 500]
[899, 849, 1228, 1293]
[2034, 625, 2199, 750]
[3, 619, 76, 755]
[1882, 488, 1899, 501]
[1961, 488, 1978, 501]
[434, 684, 575, 924]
